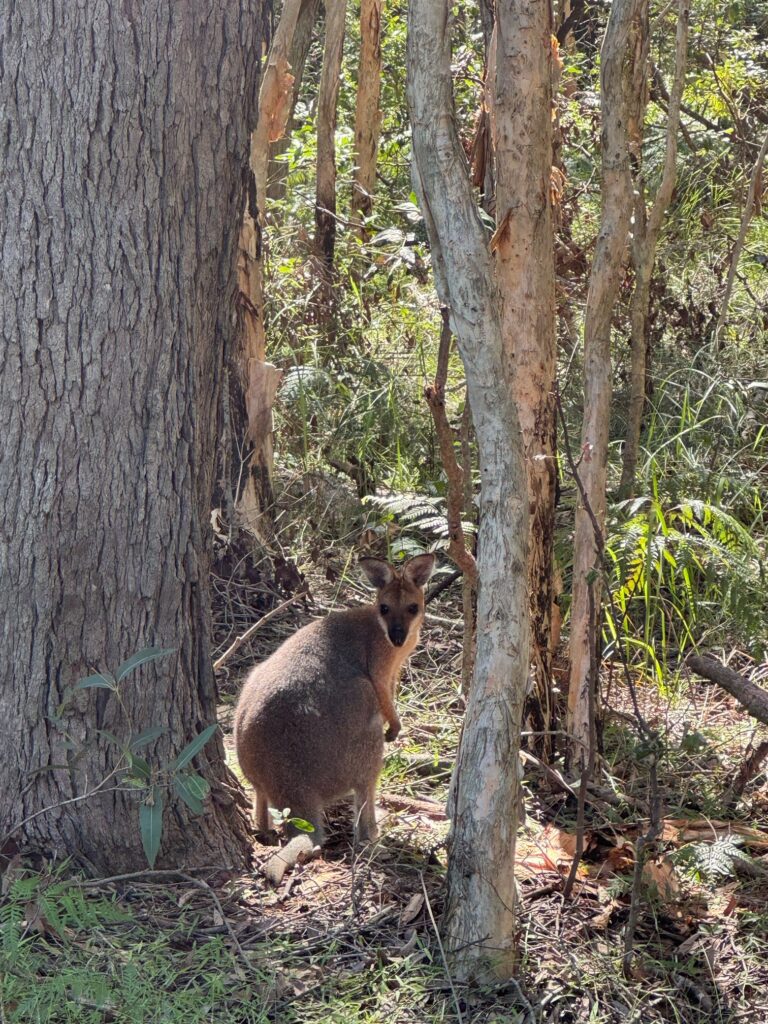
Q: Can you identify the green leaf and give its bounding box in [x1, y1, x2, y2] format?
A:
[74, 673, 116, 691]
[170, 724, 219, 772]
[139, 788, 164, 868]
[183, 773, 211, 800]
[129, 726, 167, 751]
[126, 754, 151, 781]
[115, 647, 175, 683]
[289, 818, 316, 834]
[173, 775, 204, 816]
[123, 775, 150, 790]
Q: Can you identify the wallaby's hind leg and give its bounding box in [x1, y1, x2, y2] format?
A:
[353, 780, 379, 844]
[254, 790, 272, 835]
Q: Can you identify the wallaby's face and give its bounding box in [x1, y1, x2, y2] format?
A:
[359, 554, 435, 649]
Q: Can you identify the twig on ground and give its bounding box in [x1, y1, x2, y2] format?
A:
[213, 592, 305, 672]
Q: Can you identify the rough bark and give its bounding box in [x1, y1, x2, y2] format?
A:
[408, 0, 531, 982]
[568, 0, 643, 767]
[0, 0, 262, 873]
[619, 0, 689, 499]
[490, 3, 557, 761]
[713, 127, 768, 351]
[315, 0, 347, 268]
[350, 0, 384, 234]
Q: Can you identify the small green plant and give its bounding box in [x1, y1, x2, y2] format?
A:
[267, 807, 316, 834]
[672, 834, 752, 883]
[60, 647, 218, 868]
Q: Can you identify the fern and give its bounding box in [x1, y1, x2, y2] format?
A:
[673, 835, 752, 882]
[364, 491, 476, 548]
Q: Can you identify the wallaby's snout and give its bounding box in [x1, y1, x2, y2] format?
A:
[389, 623, 406, 647]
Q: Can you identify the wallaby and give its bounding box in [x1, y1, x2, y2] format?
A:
[234, 553, 435, 845]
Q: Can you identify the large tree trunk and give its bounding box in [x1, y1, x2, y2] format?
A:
[618, 0, 689, 499]
[568, 0, 643, 767]
[315, 0, 347, 269]
[350, 0, 384, 235]
[0, 0, 262, 874]
[408, 0, 531, 983]
[490, 2, 557, 761]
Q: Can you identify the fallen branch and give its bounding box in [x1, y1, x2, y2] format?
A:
[379, 792, 447, 819]
[261, 834, 317, 886]
[213, 593, 304, 672]
[686, 654, 768, 726]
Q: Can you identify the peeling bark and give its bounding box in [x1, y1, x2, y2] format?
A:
[0, 0, 262, 872]
[350, 0, 384, 234]
[235, 0, 309, 538]
[267, 0, 322, 203]
[408, 0, 530, 982]
[490, 4, 557, 761]
[568, 0, 643, 767]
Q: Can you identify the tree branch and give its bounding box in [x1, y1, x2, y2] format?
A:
[424, 309, 478, 589]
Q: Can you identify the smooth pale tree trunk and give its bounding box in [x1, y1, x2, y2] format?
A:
[490, 3, 557, 760]
[619, 0, 689, 499]
[235, 0, 307, 538]
[0, 0, 262, 873]
[350, 0, 384, 235]
[408, 0, 531, 983]
[267, 0, 322, 203]
[568, 0, 643, 767]
[315, 0, 347, 268]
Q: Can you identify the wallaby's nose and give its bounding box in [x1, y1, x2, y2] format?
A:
[389, 624, 406, 647]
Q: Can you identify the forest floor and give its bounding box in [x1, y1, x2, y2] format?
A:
[3, 529, 768, 1024]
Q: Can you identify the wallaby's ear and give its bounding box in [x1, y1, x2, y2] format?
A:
[359, 557, 395, 590]
[402, 553, 436, 589]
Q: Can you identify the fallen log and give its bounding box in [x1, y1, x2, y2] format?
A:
[686, 654, 768, 727]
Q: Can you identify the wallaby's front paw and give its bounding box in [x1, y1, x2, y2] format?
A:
[385, 719, 401, 742]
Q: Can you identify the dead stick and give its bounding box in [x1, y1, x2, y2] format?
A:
[687, 654, 768, 726]
[213, 593, 304, 672]
[424, 309, 478, 588]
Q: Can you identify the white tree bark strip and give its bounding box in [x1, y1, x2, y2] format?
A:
[408, 0, 530, 983]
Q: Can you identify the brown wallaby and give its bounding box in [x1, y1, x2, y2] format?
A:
[234, 553, 435, 845]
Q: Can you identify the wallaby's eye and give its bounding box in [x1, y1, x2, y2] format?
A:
[380, 604, 389, 616]
[408, 604, 419, 615]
